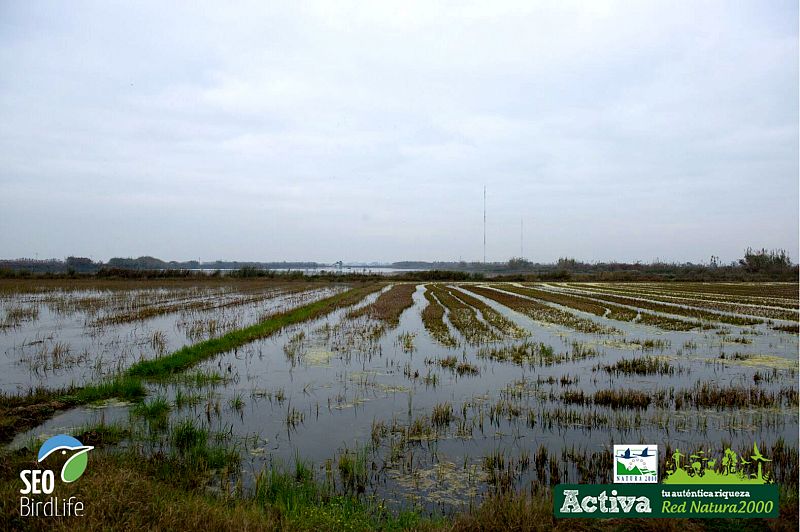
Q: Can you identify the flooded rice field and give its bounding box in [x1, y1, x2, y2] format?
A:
[4, 280, 798, 514]
[0, 280, 344, 391]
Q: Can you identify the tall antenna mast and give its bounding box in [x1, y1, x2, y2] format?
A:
[483, 186, 486, 264]
[520, 217, 523, 258]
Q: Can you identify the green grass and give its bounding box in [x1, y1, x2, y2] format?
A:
[171, 418, 206, 449]
[74, 421, 131, 446]
[132, 395, 171, 429]
[254, 457, 433, 531]
[74, 376, 147, 402]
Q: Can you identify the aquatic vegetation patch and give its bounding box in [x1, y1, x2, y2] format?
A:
[388, 461, 483, 507]
[173, 370, 230, 388]
[427, 356, 480, 376]
[397, 331, 416, 353]
[676, 382, 798, 409]
[562, 389, 652, 409]
[431, 402, 455, 426]
[716, 353, 799, 371]
[477, 341, 600, 366]
[720, 334, 752, 345]
[132, 395, 171, 422]
[20, 340, 89, 373]
[1, 303, 40, 328]
[594, 356, 677, 376]
[601, 337, 671, 351]
[305, 346, 334, 366]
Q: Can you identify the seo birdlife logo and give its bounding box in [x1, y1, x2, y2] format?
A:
[614, 445, 658, 483]
[19, 434, 93, 517]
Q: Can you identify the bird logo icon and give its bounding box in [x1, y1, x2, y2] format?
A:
[37, 435, 94, 483]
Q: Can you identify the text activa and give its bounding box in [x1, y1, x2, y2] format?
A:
[559, 489, 652, 514]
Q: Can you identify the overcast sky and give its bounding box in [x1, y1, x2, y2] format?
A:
[1, 1, 797, 264]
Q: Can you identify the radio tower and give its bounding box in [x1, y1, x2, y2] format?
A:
[483, 186, 486, 264]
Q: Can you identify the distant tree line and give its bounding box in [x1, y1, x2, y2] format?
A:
[388, 252, 797, 281]
[0, 256, 320, 276]
[738, 248, 793, 274]
[0, 249, 796, 281]
[105, 256, 320, 271]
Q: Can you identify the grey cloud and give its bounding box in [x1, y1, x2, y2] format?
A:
[0, 1, 796, 263]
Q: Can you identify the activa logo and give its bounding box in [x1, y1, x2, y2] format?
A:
[19, 434, 93, 517]
[559, 488, 652, 514]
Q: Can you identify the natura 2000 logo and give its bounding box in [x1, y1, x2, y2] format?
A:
[614, 444, 658, 483]
[19, 434, 93, 517]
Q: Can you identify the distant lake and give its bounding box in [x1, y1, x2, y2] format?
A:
[189, 267, 421, 275]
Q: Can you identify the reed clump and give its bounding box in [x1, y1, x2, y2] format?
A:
[595, 356, 676, 376]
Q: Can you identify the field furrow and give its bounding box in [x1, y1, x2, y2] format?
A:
[463, 285, 620, 334]
[427, 284, 501, 344]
